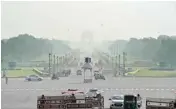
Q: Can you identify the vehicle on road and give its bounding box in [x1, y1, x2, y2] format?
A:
[85, 88, 103, 97]
[57, 69, 71, 77]
[64, 69, 71, 75]
[109, 95, 124, 109]
[25, 75, 43, 81]
[61, 89, 84, 95]
[51, 74, 59, 80]
[94, 70, 99, 76]
[94, 74, 105, 80]
[76, 69, 82, 75]
[124, 94, 138, 109]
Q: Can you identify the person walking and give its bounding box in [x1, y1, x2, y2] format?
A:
[5, 76, 8, 84]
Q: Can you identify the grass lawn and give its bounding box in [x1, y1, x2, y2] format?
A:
[128, 68, 176, 77]
[6, 69, 37, 77]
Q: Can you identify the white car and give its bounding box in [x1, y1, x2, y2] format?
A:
[25, 75, 43, 81]
[109, 95, 124, 109]
[85, 88, 103, 97]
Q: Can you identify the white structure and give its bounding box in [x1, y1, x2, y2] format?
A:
[82, 62, 93, 83]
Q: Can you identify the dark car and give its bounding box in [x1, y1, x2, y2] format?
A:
[94, 74, 105, 80]
[51, 74, 59, 80]
[76, 69, 82, 75]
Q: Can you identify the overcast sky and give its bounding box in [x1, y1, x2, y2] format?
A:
[1, 1, 176, 41]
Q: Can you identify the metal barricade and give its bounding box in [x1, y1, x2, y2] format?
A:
[146, 98, 176, 109]
[67, 103, 92, 109]
[37, 104, 66, 109]
[37, 95, 105, 109]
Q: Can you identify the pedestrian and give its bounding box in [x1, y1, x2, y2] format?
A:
[137, 94, 141, 100]
[70, 94, 76, 103]
[5, 76, 8, 84]
[40, 94, 46, 104]
[96, 92, 102, 106]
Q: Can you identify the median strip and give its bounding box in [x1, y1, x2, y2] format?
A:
[1, 88, 176, 92]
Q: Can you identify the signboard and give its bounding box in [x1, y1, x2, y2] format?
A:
[67, 103, 92, 108]
[147, 102, 170, 107]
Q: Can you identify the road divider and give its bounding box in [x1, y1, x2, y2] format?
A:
[1, 88, 176, 92]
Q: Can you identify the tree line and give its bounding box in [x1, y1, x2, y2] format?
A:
[1, 34, 71, 62]
[109, 35, 176, 67]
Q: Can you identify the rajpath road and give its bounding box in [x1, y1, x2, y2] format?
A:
[2, 72, 176, 109]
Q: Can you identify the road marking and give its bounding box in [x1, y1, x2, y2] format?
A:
[1, 88, 176, 92]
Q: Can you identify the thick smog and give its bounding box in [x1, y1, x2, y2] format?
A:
[1, 1, 176, 109]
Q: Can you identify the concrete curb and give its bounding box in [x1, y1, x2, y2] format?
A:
[122, 76, 176, 78]
[1, 76, 25, 78]
[130, 76, 176, 78]
[1, 76, 50, 79]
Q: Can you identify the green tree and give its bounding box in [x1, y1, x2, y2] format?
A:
[1, 34, 71, 62]
[108, 35, 176, 66]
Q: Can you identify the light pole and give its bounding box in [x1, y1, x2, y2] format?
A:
[53, 55, 56, 74]
[62, 56, 65, 69]
[123, 52, 126, 76]
[49, 53, 52, 74]
[59, 57, 62, 72]
[115, 55, 118, 76]
[56, 56, 59, 73]
[111, 56, 113, 70]
[119, 54, 121, 75]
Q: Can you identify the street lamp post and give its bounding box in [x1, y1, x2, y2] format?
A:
[123, 52, 126, 76]
[115, 55, 118, 76]
[49, 53, 52, 74]
[56, 56, 59, 73]
[119, 54, 121, 75]
[53, 55, 56, 74]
